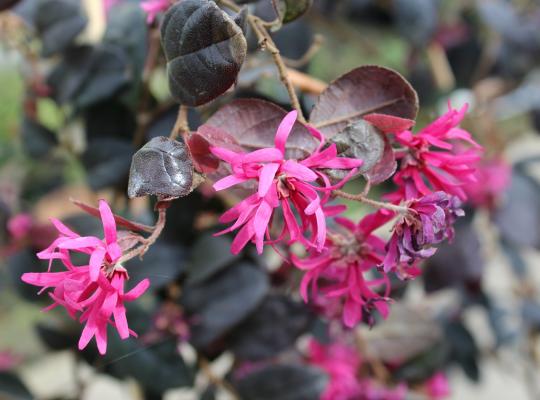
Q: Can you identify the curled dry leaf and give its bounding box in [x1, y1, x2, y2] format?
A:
[128, 136, 195, 199]
[161, 0, 247, 106]
[310, 65, 419, 137]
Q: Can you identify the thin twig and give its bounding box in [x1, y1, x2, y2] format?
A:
[333, 190, 409, 214]
[217, 0, 306, 123]
[170, 105, 189, 140]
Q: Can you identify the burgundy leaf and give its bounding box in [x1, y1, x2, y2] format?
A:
[310, 65, 419, 137]
[364, 113, 416, 134]
[205, 98, 317, 159]
[128, 137, 194, 199]
[364, 134, 397, 184]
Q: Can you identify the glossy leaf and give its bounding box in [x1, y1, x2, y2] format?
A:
[272, 0, 313, 24]
[187, 234, 240, 285]
[229, 295, 313, 360]
[161, 0, 247, 106]
[0, 372, 33, 400]
[82, 138, 133, 190]
[205, 98, 317, 159]
[235, 364, 327, 400]
[310, 66, 419, 137]
[20, 117, 57, 159]
[34, 0, 87, 57]
[128, 136, 194, 199]
[181, 262, 269, 348]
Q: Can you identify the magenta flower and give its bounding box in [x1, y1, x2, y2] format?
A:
[307, 339, 363, 400]
[383, 192, 464, 274]
[393, 104, 482, 201]
[294, 212, 392, 327]
[211, 111, 362, 255]
[464, 157, 511, 209]
[425, 372, 451, 399]
[21, 200, 150, 355]
[141, 0, 171, 23]
[7, 213, 33, 240]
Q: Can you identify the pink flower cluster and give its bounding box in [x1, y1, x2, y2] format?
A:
[211, 111, 362, 254]
[21, 200, 149, 355]
[392, 104, 482, 201]
[293, 212, 392, 327]
[307, 339, 408, 400]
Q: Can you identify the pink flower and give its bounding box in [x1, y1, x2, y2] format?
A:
[307, 339, 363, 400]
[393, 104, 482, 201]
[464, 157, 511, 209]
[7, 213, 33, 240]
[21, 200, 150, 355]
[141, 0, 171, 23]
[425, 372, 451, 399]
[0, 351, 21, 371]
[211, 111, 362, 255]
[293, 212, 392, 327]
[383, 192, 464, 275]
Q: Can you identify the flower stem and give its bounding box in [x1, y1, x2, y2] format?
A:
[333, 190, 409, 214]
[170, 104, 189, 140]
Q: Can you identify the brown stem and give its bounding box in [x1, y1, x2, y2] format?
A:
[217, 0, 306, 123]
[333, 190, 409, 214]
[133, 28, 162, 147]
[199, 357, 240, 399]
[118, 206, 168, 264]
[170, 105, 189, 140]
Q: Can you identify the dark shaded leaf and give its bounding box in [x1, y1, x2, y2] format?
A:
[103, 336, 194, 397]
[363, 134, 397, 184]
[187, 234, 239, 284]
[20, 117, 57, 158]
[310, 66, 419, 137]
[104, 1, 148, 93]
[128, 136, 194, 199]
[205, 98, 317, 159]
[146, 105, 202, 141]
[161, 0, 247, 106]
[0, 372, 33, 400]
[394, 342, 450, 383]
[445, 320, 479, 381]
[82, 138, 133, 190]
[327, 120, 384, 180]
[75, 44, 131, 108]
[272, 0, 313, 24]
[394, 0, 437, 47]
[235, 364, 327, 400]
[47, 45, 95, 104]
[494, 171, 540, 249]
[182, 262, 269, 348]
[84, 100, 137, 141]
[127, 241, 188, 289]
[229, 295, 313, 360]
[424, 215, 483, 292]
[36, 323, 78, 351]
[34, 0, 87, 57]
[7, 249, 44, 302]
[21, 159, 65, 202]
[0, 0, 20, 12]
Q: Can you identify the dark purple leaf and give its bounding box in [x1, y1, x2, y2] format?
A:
[310, 65, 419, 137]
[20, 117, 57, 159]
[34, 0, 87, 57]
[161, 0, 247, 106]
[0, 372, 32, 400]
[182, 263, 269, 348]
[128, 136, 194, 199]
[82, 138, 133, 190]
[234, 364, 327, 400]
[229, 295, 313, 361]
[205, 98, 317, 159]
[364, 134, 397, 183]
